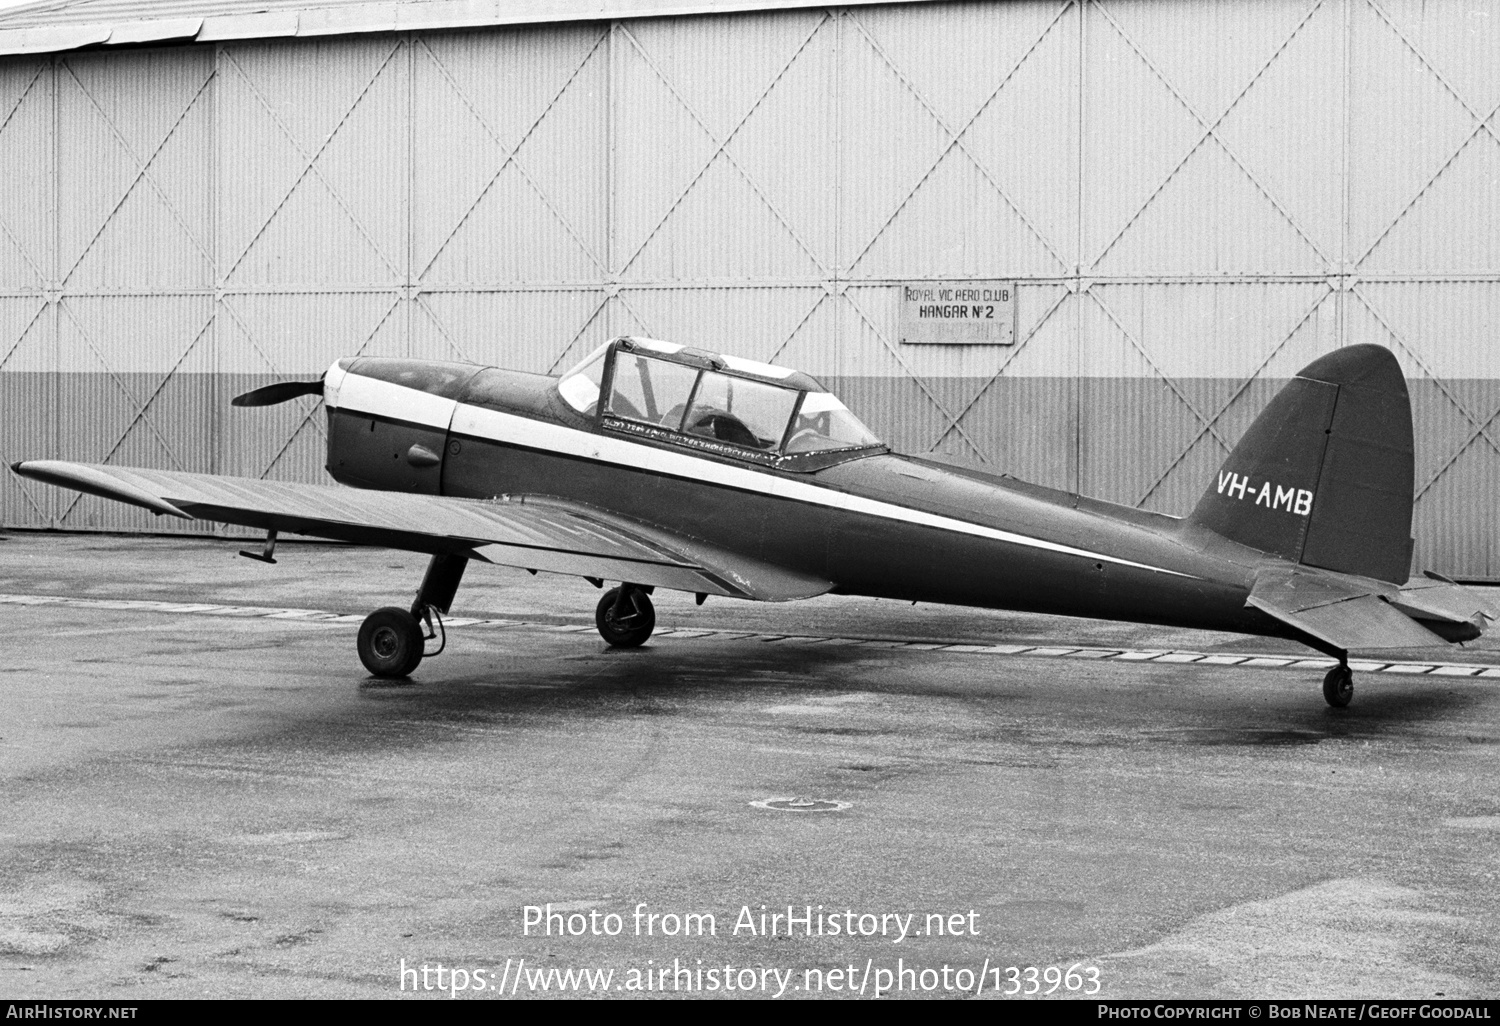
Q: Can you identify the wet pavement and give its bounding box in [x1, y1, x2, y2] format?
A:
[0, 532, 1497, 999]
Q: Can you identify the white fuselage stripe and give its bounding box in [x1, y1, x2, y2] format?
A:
[335, 377, 1193, 578]
[333, 373, 457, 430]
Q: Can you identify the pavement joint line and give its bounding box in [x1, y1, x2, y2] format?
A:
[5, 591, 1500, 679]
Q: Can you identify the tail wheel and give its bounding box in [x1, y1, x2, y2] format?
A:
[1322, 665, 1353, 708]
[596, 587, 655, 648]
[358, 606, 425, 677]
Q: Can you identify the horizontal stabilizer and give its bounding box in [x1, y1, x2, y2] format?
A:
[1247, 566, 1449, 652]
[1390, 575, 1498, 627]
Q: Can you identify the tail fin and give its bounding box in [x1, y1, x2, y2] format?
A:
[1188, 344, 1414, 584]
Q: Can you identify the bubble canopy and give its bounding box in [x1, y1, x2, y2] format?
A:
[557, 337, 884, 461]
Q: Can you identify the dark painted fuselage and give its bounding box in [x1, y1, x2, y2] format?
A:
[324, 359, 1294, 643]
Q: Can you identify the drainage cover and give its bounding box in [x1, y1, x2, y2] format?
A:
[750, 796, 850, 813]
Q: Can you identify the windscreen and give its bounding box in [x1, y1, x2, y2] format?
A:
[557, 344, 610, 414]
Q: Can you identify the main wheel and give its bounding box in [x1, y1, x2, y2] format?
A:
[358, 606, 425, 677]
[596, 588, 655, 648]
[1322, 665, 1353, 708]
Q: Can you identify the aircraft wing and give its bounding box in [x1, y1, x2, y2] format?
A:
[1246, 565, 1494, 651]
[9, 460, 832, 602]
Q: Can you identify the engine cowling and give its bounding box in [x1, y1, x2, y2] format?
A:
[323, 358, 482, 494]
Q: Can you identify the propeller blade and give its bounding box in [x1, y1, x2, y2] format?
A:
[231, 378, 325, 407]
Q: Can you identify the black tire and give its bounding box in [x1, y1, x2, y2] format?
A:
[1323, 665, 1353, 708]
[358, 606, 425, 677]
[596, 588, 655, 648]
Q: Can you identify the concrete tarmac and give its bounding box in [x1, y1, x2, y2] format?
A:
[1, 533, 1498, 1000]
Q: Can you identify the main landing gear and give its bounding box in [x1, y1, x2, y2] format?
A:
[595, 584, 655, 648]
[1322, 657, 1354, 708]
[356, 553, 467, 678]
[354, 562, 658, 676]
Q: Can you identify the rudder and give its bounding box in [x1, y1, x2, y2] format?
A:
[1187, 345, 1414, 584]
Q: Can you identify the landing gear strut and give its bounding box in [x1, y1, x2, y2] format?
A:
[596, 584, 655, 647]
[1322, 659, 1354, 708]
[356, 553, 468, 678]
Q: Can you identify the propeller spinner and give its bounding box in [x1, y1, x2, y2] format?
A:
[231, 377, 325, 407]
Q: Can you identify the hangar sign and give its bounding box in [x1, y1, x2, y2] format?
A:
[900, 281, 1016, 345]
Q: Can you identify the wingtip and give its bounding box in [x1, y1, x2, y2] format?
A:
[9, 460, 193, 520]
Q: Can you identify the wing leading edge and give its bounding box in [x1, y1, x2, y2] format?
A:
[9, 461, 832, 603]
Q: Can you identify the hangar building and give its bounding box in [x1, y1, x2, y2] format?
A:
[1, 0, 1496, 577]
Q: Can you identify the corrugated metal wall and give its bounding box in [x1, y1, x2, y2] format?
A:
[2, 0, 1497, 576]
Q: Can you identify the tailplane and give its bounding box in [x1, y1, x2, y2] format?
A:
[1188, 344, 1414, 584]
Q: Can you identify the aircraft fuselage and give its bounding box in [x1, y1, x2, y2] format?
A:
[322, 359, 1289, 643]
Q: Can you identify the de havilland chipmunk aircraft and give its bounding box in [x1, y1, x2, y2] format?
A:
[10, 336, 1496, 707]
